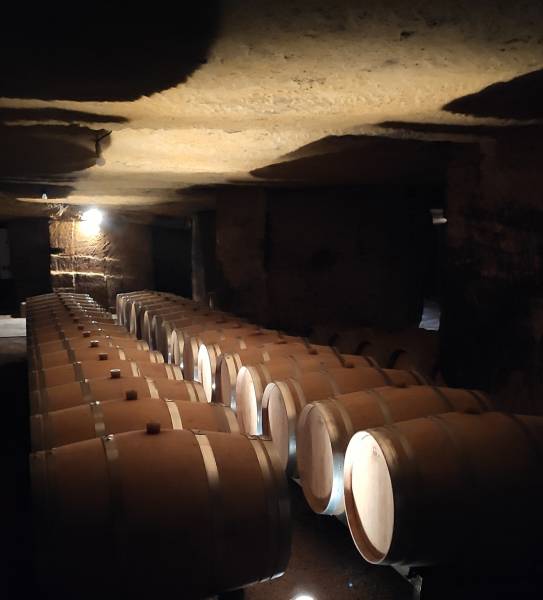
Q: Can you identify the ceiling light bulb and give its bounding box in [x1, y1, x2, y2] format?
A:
[82, 208, 103, 226]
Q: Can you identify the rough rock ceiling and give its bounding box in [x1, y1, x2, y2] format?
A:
[0, 0, 542, 217]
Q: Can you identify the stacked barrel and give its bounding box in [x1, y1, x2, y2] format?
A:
[28, 288, 543, 592]
[27, 291, 291, 600]
[125, 290, 543, 573]
[298, 327, 543, 568]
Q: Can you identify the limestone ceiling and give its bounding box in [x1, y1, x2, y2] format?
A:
[0, 0, 542, 217]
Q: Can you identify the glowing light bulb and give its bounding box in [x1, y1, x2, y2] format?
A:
[41, 192, 48, 201]
[81, 208, 103, 235]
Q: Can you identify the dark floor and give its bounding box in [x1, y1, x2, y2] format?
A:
[244, 482, 412, 600]
[4, 318, 30, 600]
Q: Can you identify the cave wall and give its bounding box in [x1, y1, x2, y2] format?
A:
[215, 189, 268, 322]
[152, 222, 192, 298]
[5, 218, 51, 310]
[441, 133, 543, 414]
[215, 186, 433, 334]
[49, 217, 154, 309]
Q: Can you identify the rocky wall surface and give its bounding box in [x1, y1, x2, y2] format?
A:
[441, 134, 543, 414]
[49, 218, 154, 309]
[215, 189, 268, 322]
[214, 186, 433, 334]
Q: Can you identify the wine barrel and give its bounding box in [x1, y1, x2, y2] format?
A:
[343, 412, 543, 566]
[167, 316, 242, 367]
[215, 343, 315, 408]
[126, 297, 161, 337]
[30, 430, 291, 599]
[236, 356, 379, 436]
[27, 297, 94, 310]
[261, 367, 427, 475]
[30, 376, 204, 415]
[129, 298, 181, 339]
[139, 301, 190, 346]
[32, 323, 129, 343]
[183, 325, 261, 381]
[116, 290, 159, 326]
[28, 292, 90, 303]
[214, 343, 343, 409]
[117, 292, 160, 329]
[28, 317, 115, 335]
[34, 337, 149, 356]
[30, 360, 183, 390]
[296, 385, 491, 516]
[29, 301, 108, 312]
[31, 396, 239, 450]
[31, 346, 164, 370]
[197, 334, 308, 403]
[153, 308, 230, 360]
[28, 313, 108, 326]
[331, 327, 439, 378]
[142, 303, 203, 349]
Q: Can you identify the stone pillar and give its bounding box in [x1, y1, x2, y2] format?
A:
[441, 136, 543, 414]
[192, 211, 217, 304]
[215, 189, 268, 322]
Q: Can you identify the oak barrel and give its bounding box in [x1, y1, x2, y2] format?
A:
[31, 429, 291, 599]
[30, 359, 183, 390]
[343, 411, 543, 566]
[296, 385, 491, 516]
[236, 356, 379, 436]
[31, 396, 239, 450]
[261, 367, 426, 475]
[30, 376, 203, 414]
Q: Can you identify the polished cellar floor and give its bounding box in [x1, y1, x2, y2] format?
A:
[243, 482, 412, 600]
